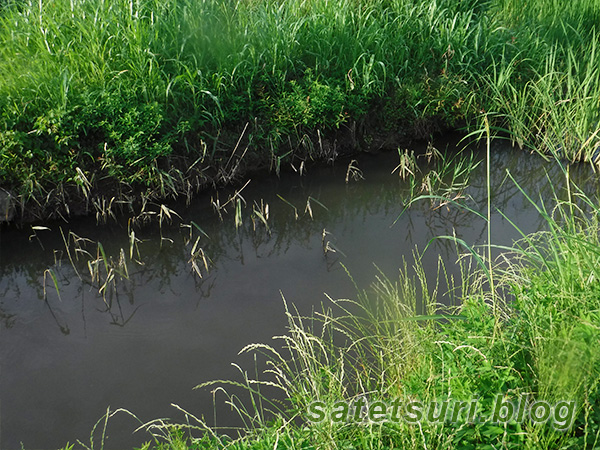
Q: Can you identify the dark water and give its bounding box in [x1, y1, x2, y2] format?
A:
[1, 140, 598, 449]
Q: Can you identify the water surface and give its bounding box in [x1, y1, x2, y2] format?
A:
[1, 140, 597, 449]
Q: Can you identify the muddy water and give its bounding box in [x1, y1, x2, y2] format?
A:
[1, 140, 597, 449]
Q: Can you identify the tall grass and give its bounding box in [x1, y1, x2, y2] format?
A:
[0, 0, 598, 214]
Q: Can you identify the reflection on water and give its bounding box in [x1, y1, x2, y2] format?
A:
[1, 139, 599, 450]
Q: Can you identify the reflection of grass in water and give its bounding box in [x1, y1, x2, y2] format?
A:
[29, 143, 484, 345]
[33, 144, 547, 330]
[20, 142, 582, 314]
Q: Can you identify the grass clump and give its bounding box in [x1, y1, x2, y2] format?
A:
[0, 0, 598, 220]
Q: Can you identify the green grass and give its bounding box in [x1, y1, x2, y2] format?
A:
[0, 0, 598, 218]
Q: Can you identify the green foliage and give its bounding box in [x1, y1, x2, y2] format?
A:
[0, 0, 598, 203]
[269, 71, 363, 134]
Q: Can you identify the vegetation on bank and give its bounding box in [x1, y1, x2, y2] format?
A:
[0, 0, 599, 220]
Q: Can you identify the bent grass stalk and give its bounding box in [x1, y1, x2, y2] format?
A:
[43, 268, 62, 302]
[392, 148, 417, 180]
[189, 236, 210, 278]
[345, 159, 364, 183]
[483, 115, 497, 338]
[251, 199, 270, 234]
